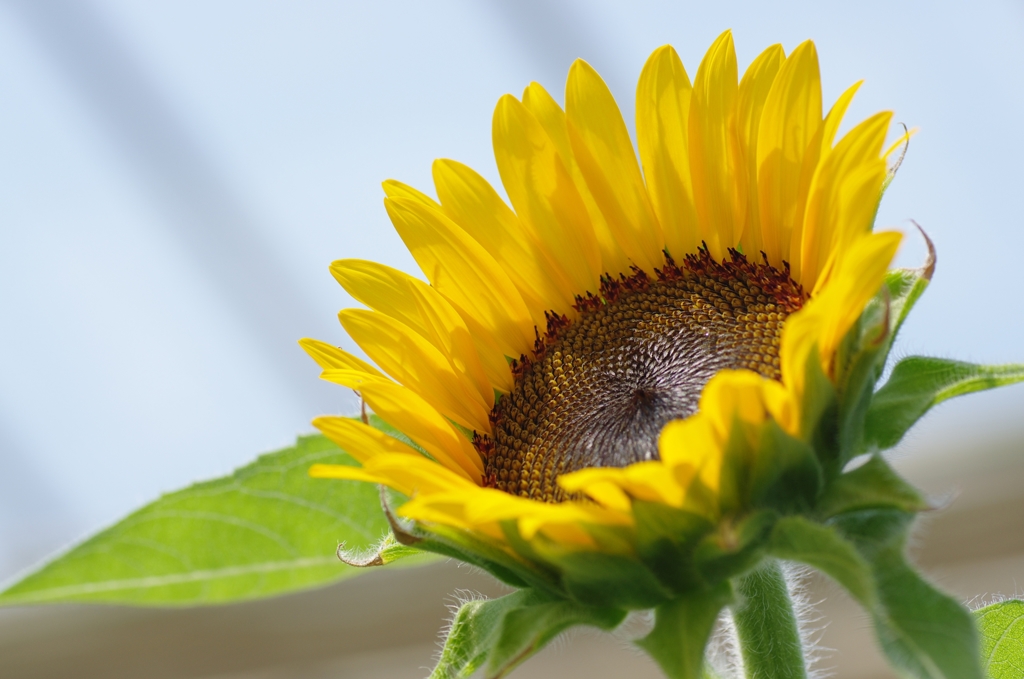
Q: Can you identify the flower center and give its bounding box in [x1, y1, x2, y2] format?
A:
[477, 248, 806, 502]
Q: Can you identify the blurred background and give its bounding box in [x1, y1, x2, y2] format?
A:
[0, 1, 1022, 677]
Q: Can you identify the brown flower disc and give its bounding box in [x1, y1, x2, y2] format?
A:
[477, 247, 806, 503]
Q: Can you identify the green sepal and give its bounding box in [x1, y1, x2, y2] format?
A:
[632, 501, 714, 593]
[884, 264, 932, 341]
[373, 487, 553, 593]
[828, 506, 913, 552]
[714, 417, 755, 516]
[797, 346, 841, 474]
[508, 520, 674, 609]
[834, 290, 890, 466]
[552, 551, 674, 609]
[832, 250, 934, 465]
[429, 588, 626, 679]
[831, 509, 983, 679]
[974, 599, 1024, 679]
[884, 225, 935, 343]
[417, 536, 533, 590]
[0, 434, 398, 606]
[410, 522, 560, 594]
[749, 419, 822, 514]
[636, 581, 734, 679]
[864, 357, 1024, 452]
[693, 510, 777, 585]
[871, 230, 934, 367]
[336, 531, 433, 568]
[768, 515, 875, 608]
[816, 455, 929, 518]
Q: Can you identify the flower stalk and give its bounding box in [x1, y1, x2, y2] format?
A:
[732, 561, 807, 679]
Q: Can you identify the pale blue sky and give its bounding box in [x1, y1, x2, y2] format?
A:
[1, 0, 1022, 581]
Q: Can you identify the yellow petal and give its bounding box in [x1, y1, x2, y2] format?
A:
[813, 163, 888, 293]
[814, 230, 903, 364]
[312, 415, 420, 463]
[432, 158, 573, 324]
[321, 369, 483, 481]
[698, 369, 773, 443]
[333, 259, 516, 393]
[636, 45, 699, 262]
[800, 111, 892, 293]
[558, 469, 633, 511]
[331, 259, 427, 334]
[659, 415, 722, 466]
[457, 490, 627, 542]
[732, 43, 785, 259]
[308, 463, 392, 486]
[522, 520, 596, 548]
[384, 196, 536, 360]
[658, 416, 724, 510]
[756, 40, 823, 272]
[382, 178, 442, 210]
[781, 230, 902, 393]
[339, 309, 492, 433]
[298, 338, 384, 377]
[398, 480, 631, 548]
[395, 494, 483, 535]
[689, 29, 740, 260]
[521, 82, 626, 280]
[312, 453, 475, 498]
[459, 315, 515, 394]
[821, 81, 862, 154]
[515, 503, 628, 544]
[559, 461, 686, 510]
[406, 274, 495, 407]
[368, 456, 478, 495]
[492, 94, 603, 296]
[566, 59, 664, 274]
[757, 377, 800, 437]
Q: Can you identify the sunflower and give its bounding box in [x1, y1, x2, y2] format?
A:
[304, 31, 907, 581]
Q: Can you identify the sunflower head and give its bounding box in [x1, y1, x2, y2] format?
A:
[304, 30, 915, 608]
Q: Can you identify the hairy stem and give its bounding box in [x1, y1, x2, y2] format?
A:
[637, 581, 733, 679]
[732, 560, 807, 679]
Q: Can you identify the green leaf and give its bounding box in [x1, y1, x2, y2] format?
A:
[864, 357, 1024, 451]
[975, 599, 1024, 679]
[0, 434, 419, 605]
[871, 545, 982, 679]
[768, 516, 875, 608]
[817, 455, 928, 518]
[636, 581, 733, 679]
[833, 509, 982, 679]
[430, 589, 625, 679]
